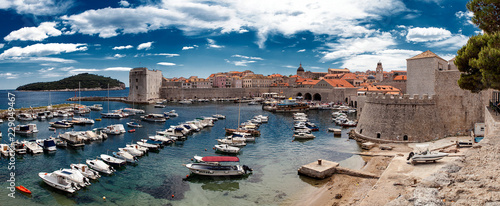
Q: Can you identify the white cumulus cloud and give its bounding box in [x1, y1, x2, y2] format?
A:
[297, 49, 306, 52]
[112, 45, 133, 50]
[406, 27, 452, 42]
[155, 53, 179, 57]
[231, 54, 263, 60]
[157, 62, 176, 66]
[114, 54, 126, 58]
[0, 43, 87, 60]
[137, 41, 153, 50]
[104, 67, 132, 71]
[4, 22, 62, 41]
[0, 0, 72, 15]
[425, 34, 469, 51]
[341, 49, 422, 71]
[321, 32, 396, 61]
[119, 0, 130, 7]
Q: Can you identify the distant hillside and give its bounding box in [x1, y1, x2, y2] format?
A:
[16, 73, 125, 91]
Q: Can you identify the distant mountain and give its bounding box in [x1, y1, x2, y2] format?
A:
[16, 73, 125, 91]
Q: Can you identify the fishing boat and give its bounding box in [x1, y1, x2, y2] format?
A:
[102, 124, 126, 135]
[0, 144, 12, 156]
[70, 163, 101, 180]
[38, 171, 79, 193]
[293, 132, 316, 139]
[126, 122, 143, 128]
[113, 151, 137, 163]
[36, 138, 57, 152]
[24, 140, 43, 154]
[15, 124, 39, 135]
[185, 156, 252, 176]
[15, 185, 31, 194]
[49, 121, 73, 128]
[407, 145, 449, 164]
[59, 132, 85, 147]
[215, 144, 240, 154]
[217, 136, 247, 147]
[86, 159, 116, 175]
[59, 168, 91, 188]
[141, 114, 167, 122]
[99, 154, 126, 167]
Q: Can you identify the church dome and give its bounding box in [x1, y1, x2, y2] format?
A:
[367, 75, 375, 79]
[297, 64, 304, 72]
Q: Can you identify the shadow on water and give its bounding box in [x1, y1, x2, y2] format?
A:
[136, 175, 190, 200]
[183, 174, 252, 192]
[297, 174, 331, 187]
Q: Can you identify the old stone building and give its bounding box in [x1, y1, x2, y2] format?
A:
[128, 67, 162, 102]
[354, 50, 490, 143]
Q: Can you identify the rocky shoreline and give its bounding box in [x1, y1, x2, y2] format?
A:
[16, 86, 125, 92]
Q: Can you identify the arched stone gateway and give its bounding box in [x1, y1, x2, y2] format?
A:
[304, 93, 312, 100]
[313, 93, 321, 101]
[297, 92, 303, 97]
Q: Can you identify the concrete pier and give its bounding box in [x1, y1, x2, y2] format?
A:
[298, 159, 380, 179]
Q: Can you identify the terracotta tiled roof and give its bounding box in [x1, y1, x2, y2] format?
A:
[391, 70, 407, 73]
[322, 79, 355, 88]
[301, 79, 320, 85]
[408, 50, 446, 61]
[393, 75, 407, 81]
[358, 85, 400, 93]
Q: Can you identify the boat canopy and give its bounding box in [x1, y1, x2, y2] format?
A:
[202, 156, 240, 162]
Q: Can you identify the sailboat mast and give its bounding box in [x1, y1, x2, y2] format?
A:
[237, 100, 241, 126]
[107, 83, 110, 113]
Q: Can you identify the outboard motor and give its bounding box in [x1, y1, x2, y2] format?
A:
[71, 182, 78, 190]
[407, 152, 414, 161]
[242, 165, 253, 174]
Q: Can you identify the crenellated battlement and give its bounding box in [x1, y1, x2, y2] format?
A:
[365, 92, 436, 105]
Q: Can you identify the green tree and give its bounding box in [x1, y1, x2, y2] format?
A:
[456, 0, 500, 92]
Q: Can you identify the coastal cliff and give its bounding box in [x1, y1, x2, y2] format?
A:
[16, 73, 125, 91]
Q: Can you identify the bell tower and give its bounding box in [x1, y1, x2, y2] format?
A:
[375, 61, 383, 82]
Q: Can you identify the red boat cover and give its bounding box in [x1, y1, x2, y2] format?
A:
[202, 156, 239, 162]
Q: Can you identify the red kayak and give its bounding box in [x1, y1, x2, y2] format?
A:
[128, 129, 136, 133]
[15, 185, 32, 194]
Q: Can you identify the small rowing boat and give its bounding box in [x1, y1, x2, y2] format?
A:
[15, 185, 32, 194]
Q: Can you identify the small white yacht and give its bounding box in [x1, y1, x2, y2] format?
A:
[179, 99, 193, 104]
[15, 124, 39, 135]
[293, 132, 316, 139]
[100, 112, 124, 119]
[119, 147, 143, 157]
[122, 108, 145, 114]
[11, 141, 27, 154]
[0, 144, 12, 156]
[113, 151, 137, 163]
[213, 114, 226, 119]
[127, 122, 143, 128]
[215, 144, 240, 154]
[185, 156, 252, 176]
[36, 138, 57, 152]
[407, 145, 449, 163]
[164, 110, 179, 117]
[103, 124, 126, 135]
[60, 168, 91, 188]
[71, 117, 95, 125]
[24, 140, 43, 154]
[89, 104, 103, 111]
[86, 159, 116, 175]
[100, 154, 126, 167]
[71, 163, 101, 180]
[59, 132, 85, 147]
[17, 113, 34, 121]
[49, 121, 73, 128]
[141, 114, 167, 122]
[39, 171, 79, 193]
[217, 136, 247, 147]
[137, 140, 160, 150]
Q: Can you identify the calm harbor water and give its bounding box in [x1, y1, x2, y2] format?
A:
[0, 90, 362, 205]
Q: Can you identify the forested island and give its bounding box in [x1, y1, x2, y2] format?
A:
[16, 73, 126, 91]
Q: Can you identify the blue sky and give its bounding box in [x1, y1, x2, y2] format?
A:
[0, 0, 480, 89]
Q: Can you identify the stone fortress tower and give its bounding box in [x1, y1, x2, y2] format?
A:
[354, 50, 490, 143]
[128, 67, 162, 102]
[375, 61, 383, 82]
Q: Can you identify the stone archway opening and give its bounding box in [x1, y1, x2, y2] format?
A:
[304, 93, 312, 100]
[313, 93, 321, 101]
[297, 92, 303, 97]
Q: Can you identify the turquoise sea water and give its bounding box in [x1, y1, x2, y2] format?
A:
[0, 90, 362, 205]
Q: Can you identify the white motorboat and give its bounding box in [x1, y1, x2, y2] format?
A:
[217, 136, 247, 147]
[164, 110, 179, 117]
[100, 154, 126, 167]
[149, 134, 173, 144]
[328, 128, 342, 135]
[113, 151, 137, 163]
[17, 113, 34, 121]
[71, 117, 95, 125]
[103, 124, 126, 135]
[137, 140, 160, 150]
[71, 163, 101, 180]
[80, 130, 106, 141]
[15, 124, 39, 135]
[38, 171, 79, 193]
[141, 114, 167, 122]
[49, 121, 73, 128]
[154, 104, 166, 108]
[59, 132, 85, 147]
[86, 159, 116, 175]
[126, 144, 148, 154]
[24, 140, 43, 154]
[89, 104, 103, 111]
[11, 141, 26, 154]
[92, 128, 108, 140]
[127, 122, 143, 128]
[293, 132, 316, 139]
[407, 145, 449, 163]
[294, 128, 312, 134]
[119, 147, 143, 157]
[60, 168, 91, 187]
[231, 132, 255, 142]
[185, 156, 252, 176]
[36, 138, 57, 152]
[37, 112, 48, 120]
[122, 108, 145, 114]
[213, 114, 226, 119]
[179, 99, 193, 104]
[101, 112, 124, 119]
[215, 144, 240, 154]
[254, 115, 268, 122]
[0, 144, 12, 156]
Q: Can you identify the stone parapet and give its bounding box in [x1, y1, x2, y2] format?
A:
[365, 92, 436, 105]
